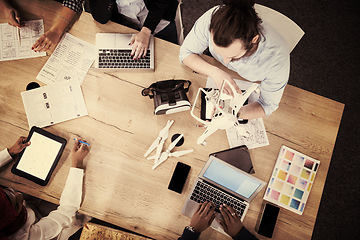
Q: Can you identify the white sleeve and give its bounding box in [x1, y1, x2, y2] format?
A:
[28, 168, 84, 240]
[0, 148, 13, 168]
[179, 6, 218, 63]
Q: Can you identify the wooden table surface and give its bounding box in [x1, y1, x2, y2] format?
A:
[0, 1, 344, 239]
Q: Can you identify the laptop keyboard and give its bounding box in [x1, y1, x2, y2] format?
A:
[98, 49, 151, 69]
[190, 181, 248, 217]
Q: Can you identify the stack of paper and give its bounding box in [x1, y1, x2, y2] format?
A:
[20, 31, 97, 128]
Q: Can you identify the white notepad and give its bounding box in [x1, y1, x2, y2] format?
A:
[21, 80, 88, 128]
[0, 20, 46, 61]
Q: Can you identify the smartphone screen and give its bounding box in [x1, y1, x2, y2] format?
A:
[168, 162, 191, 194]
[257, 203, 280, 238]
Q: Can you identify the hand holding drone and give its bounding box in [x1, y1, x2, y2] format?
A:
[191, 80, 259, 145]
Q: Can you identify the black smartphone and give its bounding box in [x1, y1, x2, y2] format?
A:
[168, 162, 191, 194]
[257, 203, 280, 238]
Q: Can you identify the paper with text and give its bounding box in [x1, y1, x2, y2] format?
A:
[36, 33, 96, 85]
[0, 20, 46, 61]
[21, 80, 88, 128]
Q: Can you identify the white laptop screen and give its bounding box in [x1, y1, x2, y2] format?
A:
[203, 158, 262, 199]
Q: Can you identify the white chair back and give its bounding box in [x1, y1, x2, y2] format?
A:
[175, 0, 184, 45]
[254, 4, 304, 53]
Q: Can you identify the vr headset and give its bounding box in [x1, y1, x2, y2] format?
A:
[142, 79, 192, 115]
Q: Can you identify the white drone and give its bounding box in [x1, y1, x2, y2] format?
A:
[191, 80, 259, 145]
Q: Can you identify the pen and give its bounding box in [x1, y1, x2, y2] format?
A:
[17, 26, 21, 46]
[73, 138, 90, 146]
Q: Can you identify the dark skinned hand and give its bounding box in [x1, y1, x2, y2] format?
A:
[8, 136, 30, 157]
[190, 201, 216, 233]
[70, 139, 89, 169]
[218, 204, 244, 237]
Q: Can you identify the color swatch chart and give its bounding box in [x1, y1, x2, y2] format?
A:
[263, 145, 320, 215]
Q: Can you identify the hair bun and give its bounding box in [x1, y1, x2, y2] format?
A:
[223, 0, 254, 8]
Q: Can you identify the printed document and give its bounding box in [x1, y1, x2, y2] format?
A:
[206, 77, 269, 149]
[21, 80, 88, 128]
[36, 33, 96, 85]
[0, 20, 46, 61]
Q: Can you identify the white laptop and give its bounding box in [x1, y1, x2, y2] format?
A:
[182, 155, 266, 234]
[94, 33, 154, 71]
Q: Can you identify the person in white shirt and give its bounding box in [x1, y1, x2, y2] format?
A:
[179, 0, 290, 119]
[0, 137, 90, 240]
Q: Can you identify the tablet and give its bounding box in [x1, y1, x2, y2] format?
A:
[11, 126, 67, 186]
[209, 145, 255, 174]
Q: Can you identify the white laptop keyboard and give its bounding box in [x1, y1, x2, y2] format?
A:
[190, 181, 248, 218]
[98, 49, 151, 69]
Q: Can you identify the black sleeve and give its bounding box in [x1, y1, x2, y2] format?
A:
[178, 228, 201, 240]
[233, 227, 259, 240]
[143, 0, 178, 32]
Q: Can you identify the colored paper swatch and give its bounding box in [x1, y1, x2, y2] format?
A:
[293, 155, 304, 166]
[307, 182, 312, 192]
[289, 165, 301, 175]
[270, 190, 281, 201]
[281, 160, 291, 171]
[277, 170, 287, 181]
[304, 159, 314, 170]
[263, 145, 320, 215]
[273, 179, 284, 191]
[266, 187, 271, 196]
[290, 199, 300, 210]
[300, 203, 305, 212]
[297, 179, 308, 190]
[285, 150, 295, 161]
[314, 163, 319, 171]
[301, 169, 311, 179]
[273, 168, 278, 177]
[311, 172, 315, 182]
[280, 194, 290, 205]
[287, 174, 297, 185]
[294, 189, 304, 200]
[270, 177, 275, 185]
[283, 184, 294, 195]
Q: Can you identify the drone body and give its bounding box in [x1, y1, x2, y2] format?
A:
[191, 80, 259, 145]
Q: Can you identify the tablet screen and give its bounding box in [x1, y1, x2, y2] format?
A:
[16, 131, 63, 180]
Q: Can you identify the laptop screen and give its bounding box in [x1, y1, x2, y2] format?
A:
[203, 158, 262, 199]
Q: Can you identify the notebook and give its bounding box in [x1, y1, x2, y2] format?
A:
[94, 33, 154, 71]
[182, 155, 266, 235]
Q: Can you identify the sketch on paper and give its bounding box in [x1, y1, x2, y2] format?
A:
[226, 118, 269, 149]
[0, 19, 46, 61]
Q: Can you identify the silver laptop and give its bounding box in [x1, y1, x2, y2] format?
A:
[94, 33, 154, 71]
[182, 155, 266, 234]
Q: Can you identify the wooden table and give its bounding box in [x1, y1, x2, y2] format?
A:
[0, 1, 344, 239]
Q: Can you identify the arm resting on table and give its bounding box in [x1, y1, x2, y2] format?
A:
[28, 167, 84, 239]
[0, 149, 13, 168]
